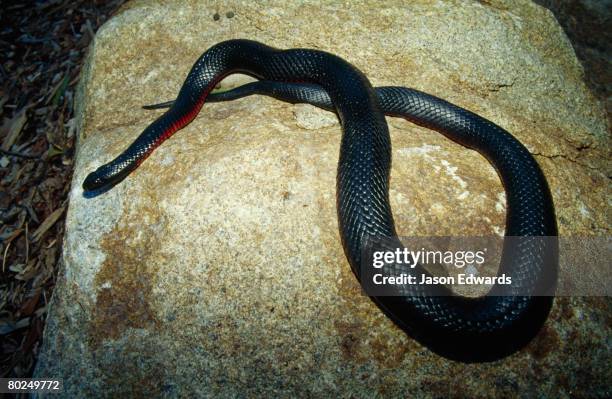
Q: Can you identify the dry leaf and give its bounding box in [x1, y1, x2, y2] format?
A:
[0, 317, 30, 335]
[9, 263, 25, 273]
[18, 290, 41, 317]
[1, 228, 23, 243]
[35, 305, 48, 318]
[1, 108, 28, 151]
[22, 316, 42, 353]
[31, 206, 65, 242]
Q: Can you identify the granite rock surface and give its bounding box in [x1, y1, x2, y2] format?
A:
[35, 0, 610, 397]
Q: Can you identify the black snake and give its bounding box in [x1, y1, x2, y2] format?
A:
[83, 39, 558, 362]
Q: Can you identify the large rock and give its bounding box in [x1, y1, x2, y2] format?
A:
[35, 0, 610, 397]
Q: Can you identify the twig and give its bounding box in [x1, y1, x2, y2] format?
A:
[0, 148, 42, 161]
[2, 240, 10, 273]
[25, 222, 29, 265]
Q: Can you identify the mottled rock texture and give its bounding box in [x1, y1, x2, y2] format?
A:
[535, 0, 612, 124]
[35, 0, 610, 397]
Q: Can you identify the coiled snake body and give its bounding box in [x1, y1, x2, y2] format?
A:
[83, 39, 557, 362]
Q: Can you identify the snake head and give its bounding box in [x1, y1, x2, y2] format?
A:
[82, 160, 135, 194]
[82, 170, 106, 192]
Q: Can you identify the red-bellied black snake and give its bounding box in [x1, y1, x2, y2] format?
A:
[83, 39, 558, 362]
